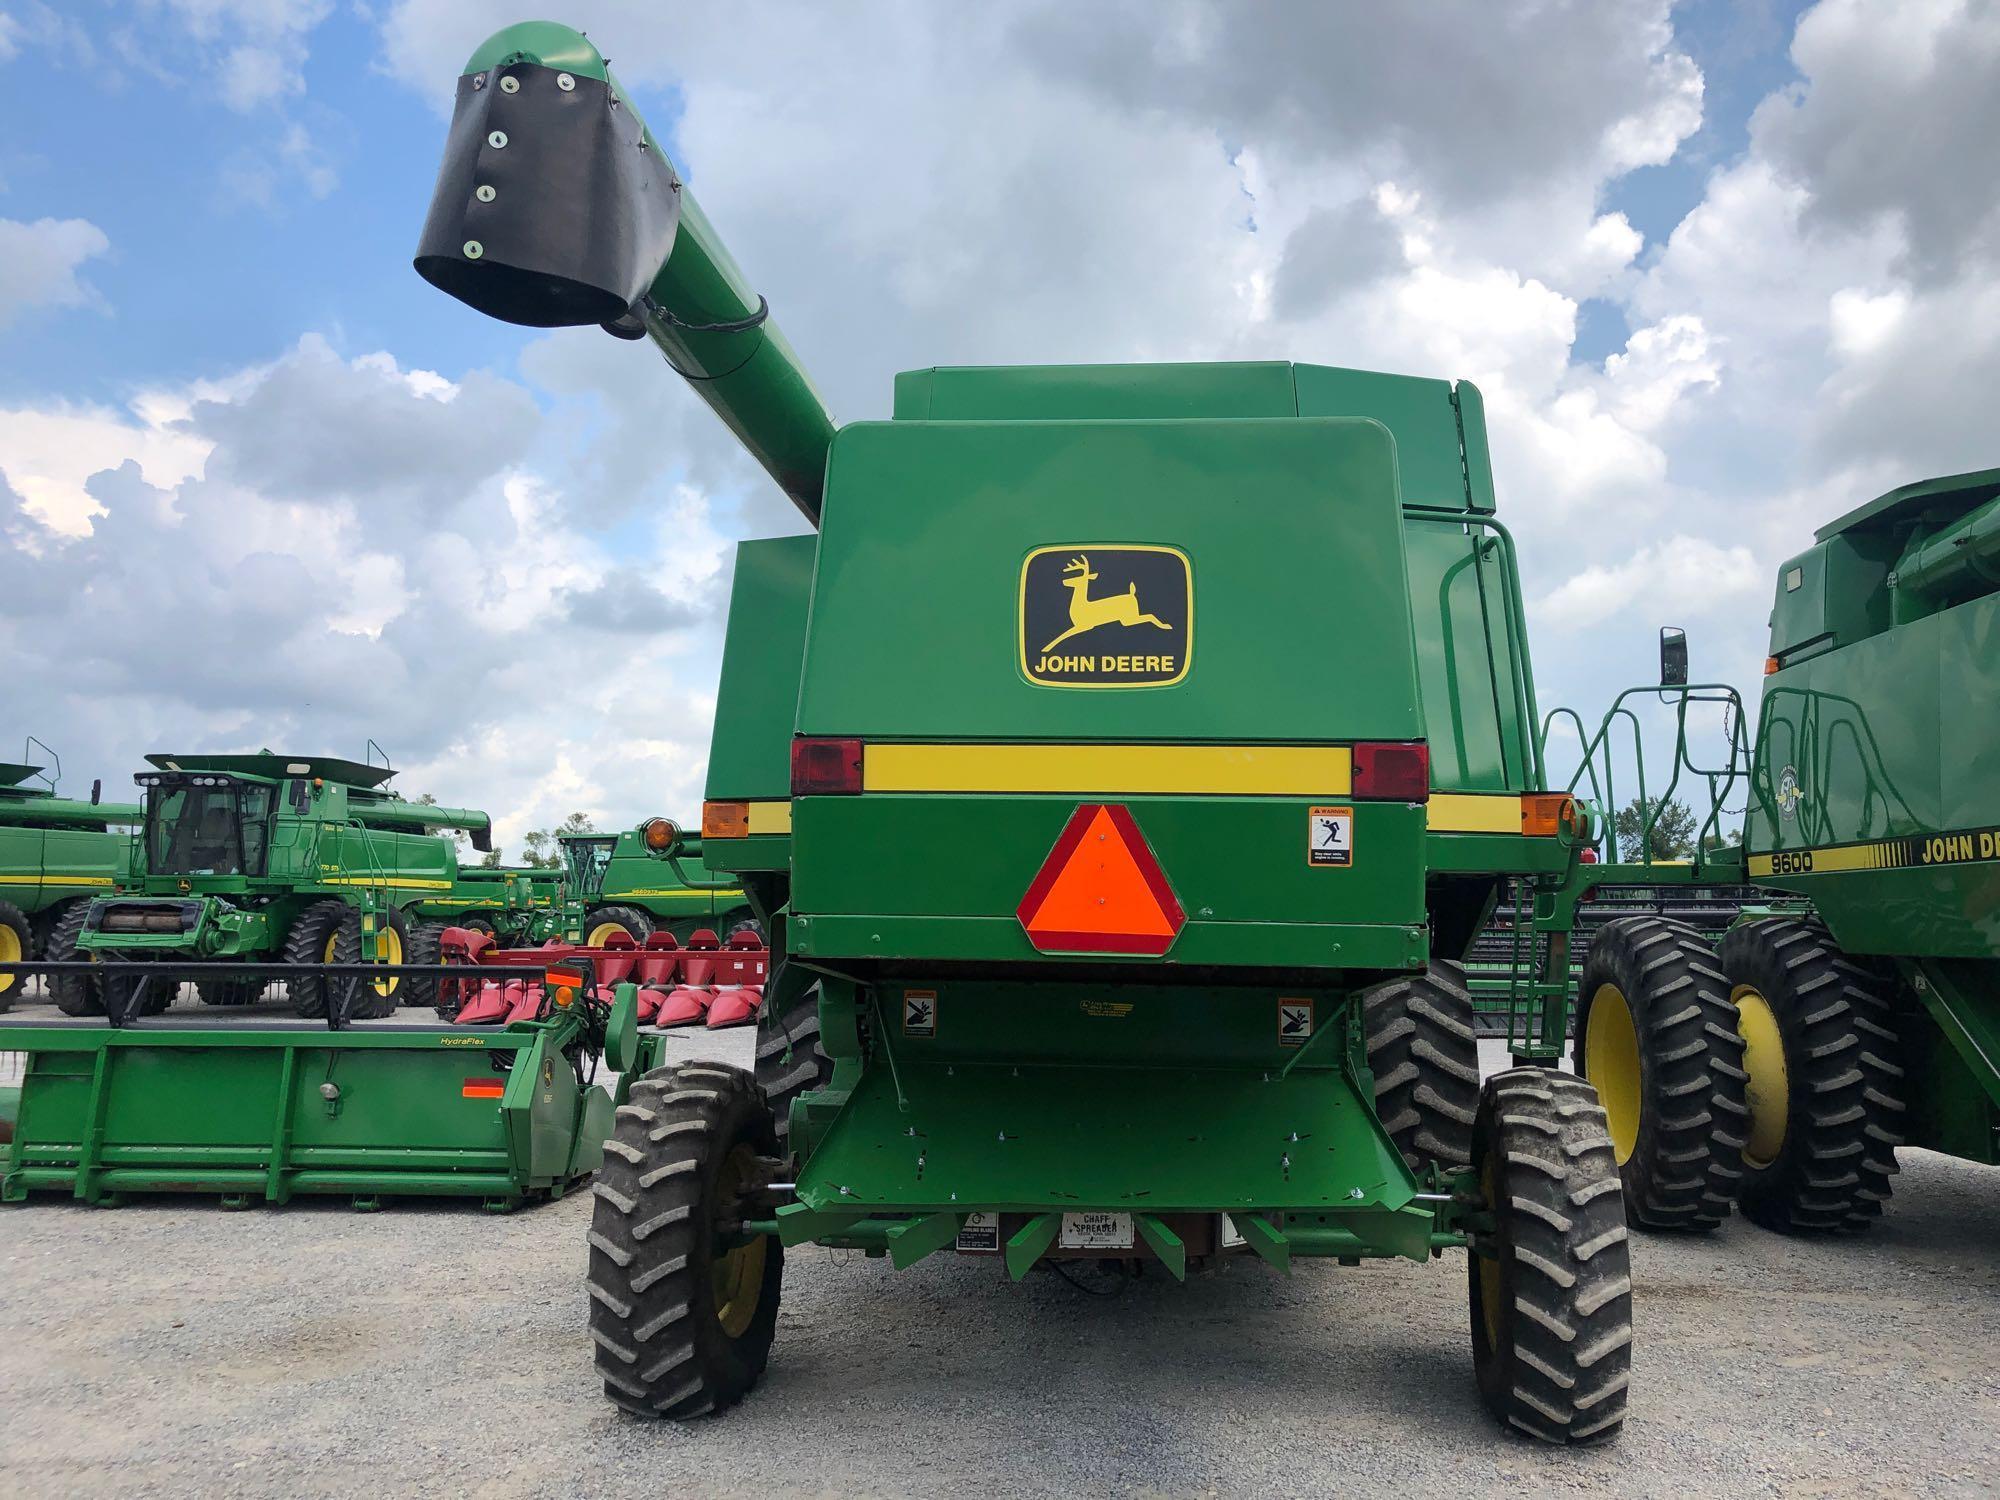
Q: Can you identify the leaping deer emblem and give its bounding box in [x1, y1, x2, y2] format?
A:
[1041, 555, 1174, 653]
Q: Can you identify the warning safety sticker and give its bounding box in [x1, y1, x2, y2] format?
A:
[903, 989, 937, 1037]
[956, 1212, 1000, 1253]
[1278, 998, 1313, 1046]
[1308, 805, 1353, 866]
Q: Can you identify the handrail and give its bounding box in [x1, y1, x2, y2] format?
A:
[1403, 506, 1546, 789]
[1541, 682, 1750, 871]
[23, 736, 60, 793]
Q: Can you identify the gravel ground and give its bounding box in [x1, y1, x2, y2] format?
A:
[1, 1023, 1996, 1498]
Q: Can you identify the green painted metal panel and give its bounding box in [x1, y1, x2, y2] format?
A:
[706, 534, 816, 803]
[800, 417, 1419, 741]
[1814, 465, 2000, 543]
[0, 781, 137, 920]
[897, 361, 1299, 422]
[1292, 364, 1475, 512]
[793, 795, 1424, 940]
[0, 1016, 608, 1206]
[793, 1054, 1412, 1216]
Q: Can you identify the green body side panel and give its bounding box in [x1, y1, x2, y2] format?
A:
[0, 1014, 609, 1207]
[0, 782, 140, 921]
[702, 534, 816, 876]
[1750, 589, 1999, 959]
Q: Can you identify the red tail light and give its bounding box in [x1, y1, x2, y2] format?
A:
[1351, 742, 1428, 802]
[791, 737, 864, 795]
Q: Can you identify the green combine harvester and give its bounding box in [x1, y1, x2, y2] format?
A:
[45, 751, 493, 1019]
[0, 747, 618, 1208]
[557, 820, 757, 945]
[1544, 470, 2000, 1236]
[0, 742, 141, 1011]
[409, 863, 563, 945]
[419, 22, 1630, 1443]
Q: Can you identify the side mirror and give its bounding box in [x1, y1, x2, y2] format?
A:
[1659, 626, 1689, 687]
[90, 778, 102, 805]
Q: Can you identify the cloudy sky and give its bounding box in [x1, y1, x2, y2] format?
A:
[3, 0, 1995, 854]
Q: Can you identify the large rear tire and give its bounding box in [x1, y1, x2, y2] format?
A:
[1362, 959, 1480, 1169]
[1573, 916, 1747, 1230]
[754, 974, 831, 1162]
[1718, 918, 1905, 1233]
[588, 1063, 783, 1418]
[0, 899, 30, 1011]
[1469, 1068, 1632, 1445]
[46, 901, 104, 1017]
[585, 905, 654, 946]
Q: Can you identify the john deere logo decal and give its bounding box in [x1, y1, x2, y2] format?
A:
[1020, 545, 1191, 688]
[1776, 765, 1802, 821]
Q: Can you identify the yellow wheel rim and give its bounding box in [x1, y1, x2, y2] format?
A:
[587, 920, 632, 948]
[712, 1146, 767, 1340]
[373, 924, 403, 997]
[1477, 1152, 1503, 1351]
[1584, 983, 1642, 1165]
[323, 932, 339, 963]
[0, 922, 19, 994]
[1735, 984, 1789, 1168]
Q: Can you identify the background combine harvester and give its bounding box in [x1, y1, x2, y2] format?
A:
[556, 818, 759, 946]
[419, 21, 1631, 1444]
[0, 741, 141, 1011]
[434, 817, 773, 1033]
[0, 748, 639, 1209]
[43, 751, 492, 1020]
[1537, 469, 2000, 1237]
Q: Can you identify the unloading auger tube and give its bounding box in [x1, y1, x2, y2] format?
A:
[415, 21, 835, 524]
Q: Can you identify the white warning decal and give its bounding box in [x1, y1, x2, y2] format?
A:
[1278, 998, 1313, 1047]
[956, 1212, 1000, 1253]
[1308, 805, 1353, 867]
[903, 989, 937, 1038]
[1058, 1211, 1134, 1250]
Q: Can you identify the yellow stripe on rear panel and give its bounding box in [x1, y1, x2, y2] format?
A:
[745, 800, 793, 835]
[1427, 794, 1522, 834]
[862, 744, 1352, 797]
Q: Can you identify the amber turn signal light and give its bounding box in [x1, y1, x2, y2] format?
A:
[703, 800, 750, 839]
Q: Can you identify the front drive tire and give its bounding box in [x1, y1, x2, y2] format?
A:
[1718, 918, 1905, 1233]
[1362, 959, 1480, 1169]
[1574, 916, 1747, 1230]
[588, 1063, 783, 1419]
[402, 920, 448, 1012]
[46, 901, 104, 1017]
[1469, 1068, 1632, 1445]
[585, 906, 654, 947]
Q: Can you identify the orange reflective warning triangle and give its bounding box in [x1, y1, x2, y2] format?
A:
[1017, 803, 1185, 956]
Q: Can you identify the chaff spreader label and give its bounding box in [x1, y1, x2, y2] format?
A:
[1019, 544, 1191, 687]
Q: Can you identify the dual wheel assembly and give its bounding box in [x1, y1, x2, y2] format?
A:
[1574, 914, 1906, 1233]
